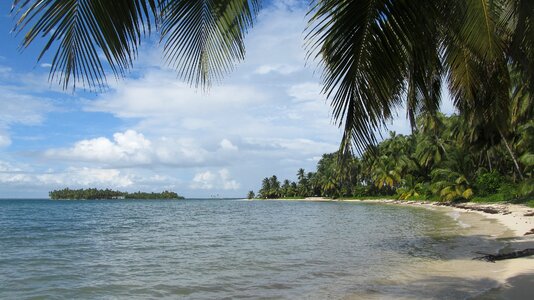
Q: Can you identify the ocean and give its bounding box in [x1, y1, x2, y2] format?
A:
[0, 199, 512, 299]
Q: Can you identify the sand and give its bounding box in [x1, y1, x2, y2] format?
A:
[353, 199, 534, 299]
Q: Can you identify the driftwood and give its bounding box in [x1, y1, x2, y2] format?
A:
[525, 229, 534, 236]
[524, 211, 534, 217]
[436, 202, 509, 214]
[453, 203, 502, 214]
[473, 248, 534, 262]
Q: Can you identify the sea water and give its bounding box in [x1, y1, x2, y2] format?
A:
[0, 199, 512, 299]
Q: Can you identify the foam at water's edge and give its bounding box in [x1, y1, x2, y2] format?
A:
[447, 210, 472, 228]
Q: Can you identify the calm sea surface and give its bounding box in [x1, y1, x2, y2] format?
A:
[0, 199, 508, 299]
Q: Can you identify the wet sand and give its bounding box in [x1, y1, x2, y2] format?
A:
[352, 200, 534, 299]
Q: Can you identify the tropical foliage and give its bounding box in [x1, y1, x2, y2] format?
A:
[253, 113, 534, 203]
[11, 0, 534, 151]
[49, 188, 183, 200]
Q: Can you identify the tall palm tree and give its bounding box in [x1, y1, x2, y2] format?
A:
[281, 179, 291, 197]
[370, 155, 402, 190]
[268, 175, 280, 198]
[296, 168, 306, 182]
[296, 168, 308, 196]
[259, 177, 270, 199]
[11, 0, 534, 151]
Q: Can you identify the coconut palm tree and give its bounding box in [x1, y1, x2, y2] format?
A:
[296, 168, 308, 196]
[258, 177, 270, 199]
[280, 179, 291, 197]
[268, 175, 280, 198]
[397, 175, 426, 200]
[431, 169, 474, 202]
[368, 154, 403, 192]
[11, 0, 534, 151]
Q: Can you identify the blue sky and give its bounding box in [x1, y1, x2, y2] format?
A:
[0, 1, 454, 198]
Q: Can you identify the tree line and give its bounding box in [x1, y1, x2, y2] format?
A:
[49, 188, 184, 200]
[250, 113, 534, 203]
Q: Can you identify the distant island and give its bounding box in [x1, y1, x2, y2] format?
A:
[49, 188, 184, 200]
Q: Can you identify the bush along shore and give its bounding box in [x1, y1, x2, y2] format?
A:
[49, 188, 184, 200]
[249, 114, 534, 208]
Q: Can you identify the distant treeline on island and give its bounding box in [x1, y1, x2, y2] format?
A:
[49, 188, 184, 200]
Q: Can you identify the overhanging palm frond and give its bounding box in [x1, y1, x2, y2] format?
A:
[459, 0, 503, 59]
[12, 0, 158, 90]
[442, 1, 510, 129]
[306, 0, 442, 153]
[404, 2, 443, 131]
[160, 0, 260, 88]
[12, 0, 260, 90]
[507, 0, 534, 96]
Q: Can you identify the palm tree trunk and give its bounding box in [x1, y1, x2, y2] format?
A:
[487, 151, 492, 172]
[498, 129, 524, 181]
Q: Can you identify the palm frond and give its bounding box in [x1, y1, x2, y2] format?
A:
[12, 0, 158, 90]
[460, 0, 503, 59]
[507, 0, 534, 96]
[306, 0, 445, 153]
[160, 0, 260, 88]
[442, 1, 512, 132]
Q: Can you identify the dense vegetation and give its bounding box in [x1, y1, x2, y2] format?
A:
[253, 113, 534, 205]
[49, 188, 184, 200]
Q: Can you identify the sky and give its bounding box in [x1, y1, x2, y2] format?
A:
[0, 0, 454, 198]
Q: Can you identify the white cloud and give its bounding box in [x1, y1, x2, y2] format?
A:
[46, 130, 191, 166]
[0, 160, 132, 188]
[40, 63, 52, 68]
[86, 73, 266, 120]
[191, 168, 240, 190]
[255, 64, 300, 75]
[0, 64, 58, 149]
[0, 91, 53, 126]
[243, 137, 336, 156]
[45, 130, 152, 165]
[190, 170, 216, 189]
[0, 66, 12, 75]
[220, 139, 238, 151]
[0, 131, 11, 147]
[0, 160, 27, 184]
[37, 167, 133, 187]
[44, 130, 242, 168]
[288, 82, 324, 102]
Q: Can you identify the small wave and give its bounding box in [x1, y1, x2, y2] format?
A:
[447, 211, 471, 228]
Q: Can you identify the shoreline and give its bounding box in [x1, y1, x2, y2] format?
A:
[263, 197, 534, 237]
[260, 197, 534, 297]
[367, 199, 534, 298]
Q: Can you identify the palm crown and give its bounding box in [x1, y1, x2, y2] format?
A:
[11, 0, 534, 152]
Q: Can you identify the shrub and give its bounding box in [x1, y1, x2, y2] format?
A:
[497, 183, 520, 199]
[475, 171, 503, 196]
[352, 185, 371, 197]
[518, 179, 534, 197]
